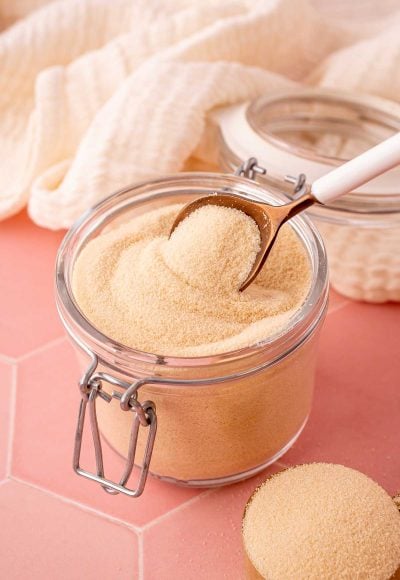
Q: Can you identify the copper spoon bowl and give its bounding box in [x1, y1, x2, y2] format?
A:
[169, 132, 400, 291]
[169, 189, 316, 291]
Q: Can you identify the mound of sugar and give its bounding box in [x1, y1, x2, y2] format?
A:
[243, 463, 400, 580]
[163, 205, 261, 293]
[72, 203, 311, 356]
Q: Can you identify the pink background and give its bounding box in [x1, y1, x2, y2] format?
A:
[0, 211, 399, 579]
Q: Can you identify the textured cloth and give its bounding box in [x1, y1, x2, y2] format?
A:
[0, 0, 399, 229]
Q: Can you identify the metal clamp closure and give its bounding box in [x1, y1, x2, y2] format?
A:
[235, 157, 267, 180]
[73, 355, 157, 497]
[236, 157, 308, 197]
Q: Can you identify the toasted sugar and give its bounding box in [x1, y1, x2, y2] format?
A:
[72, 203, 311, 356]
[242, 463, 400, 580]
[163, 205, 261, 293]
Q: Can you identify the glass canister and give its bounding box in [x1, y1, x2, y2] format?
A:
[216, 88, 400, 303]
[55, 171, 328, 498]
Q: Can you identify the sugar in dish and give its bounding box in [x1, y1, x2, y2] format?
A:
[242, 463, 400, 580]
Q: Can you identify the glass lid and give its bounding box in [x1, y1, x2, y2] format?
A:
[216, 88, 400, 214]
[247, 89, 400, 165]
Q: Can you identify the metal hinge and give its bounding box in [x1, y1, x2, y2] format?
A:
[236, 157, 307, 196]
[73, 354, 157, 497]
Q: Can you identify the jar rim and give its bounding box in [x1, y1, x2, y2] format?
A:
[55, 172, 328, 375]
[247, 88, 400, 167]
[217, 87, 400, 215]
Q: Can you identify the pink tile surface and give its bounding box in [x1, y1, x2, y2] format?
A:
[13, 339, 200, 527]
[0, 360, 13, 480]
[0, 209, 399, 578]
[0, 480, 138, 579]
[282, 301, 400, 494]
[327, 285, 349, 313]
[0, 211, 65, 358]
[143, 465, 283, 580]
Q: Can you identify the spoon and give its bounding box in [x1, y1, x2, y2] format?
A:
[170, 132, 400, 291]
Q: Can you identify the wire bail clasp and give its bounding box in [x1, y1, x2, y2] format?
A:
[73, 355, 157, 497]
[236, 157, 307, 197]
[235, 157, 267, 180]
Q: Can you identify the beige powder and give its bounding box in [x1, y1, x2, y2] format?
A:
[82, 331, 319, 481]
[72, 203, 311, 356]
[72, 201, 318, 483]
[242, 463, 400, 580]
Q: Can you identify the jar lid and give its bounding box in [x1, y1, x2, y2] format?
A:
[215, 88, 400, 213]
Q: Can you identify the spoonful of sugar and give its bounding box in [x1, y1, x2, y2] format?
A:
[163, 203, 261, 293]
[170, 132, 400, 291]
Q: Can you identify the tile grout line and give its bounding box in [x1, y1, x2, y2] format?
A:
[17, 335, 67, 362]
[5, 364, 18, 478]
[141, 488, 215, 532]
[137, 532, 144, 580]
[10, 475, 142, 533]
[276, 460, 290, 470]
[0, 353, 16, 364]
[327, 301, 353, 316]
[141, 462, 292, 533]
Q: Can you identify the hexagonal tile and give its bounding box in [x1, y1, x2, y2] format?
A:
[0, 211, 65, 358]
[0, 480, 137, 579]
[143, 464, 283, 580]
[3, 203, 400, 578]
[283, 302, 400, 494]
[0, 360, 13, 480]
[13, 339, 201, 527]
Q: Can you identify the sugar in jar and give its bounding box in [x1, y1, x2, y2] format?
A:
[56, 172, 328, 497]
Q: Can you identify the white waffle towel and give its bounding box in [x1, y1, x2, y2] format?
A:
[0, 0, 399, 228]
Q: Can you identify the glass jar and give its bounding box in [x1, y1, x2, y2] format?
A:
[216, 88, 400, 302]
[55, 171, 328, 498]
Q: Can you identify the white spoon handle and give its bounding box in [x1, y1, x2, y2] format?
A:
[311, 132, 400, 204]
